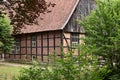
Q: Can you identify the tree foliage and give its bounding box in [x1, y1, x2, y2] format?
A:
[80, 0, 120, 72]
[0, 14, 13, 53]
[0, 0, 55, 34]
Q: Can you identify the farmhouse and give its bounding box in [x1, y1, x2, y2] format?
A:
[0, 0, 95, 62]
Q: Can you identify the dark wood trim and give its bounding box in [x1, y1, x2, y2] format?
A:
[42, 37, 61, 39]
[53, 31, 56, 51]
[70, 33, 80, 54]
[64, 30, 86, 34]
[13, 30, 62, 35]
[60, 31, 64, 58]
[9, 30, 67, 61]
[36, 34, 37, 59]
[26, 35, 27, 59]
[63, 34, 70, 51]
[78, 34, 80, 54]
[41, 33, 43, 61]
[9, 53, 62, 56]
[24, 36, 61, 40]
[70, 33, 72, 51]
[20, 37, 21, 59]
[47, 32, 49, 62]
[20, 46, 61, 48]
[13, 39, 15, 59]
[30, 35, 32, 60]
[13, 38, 16, 59]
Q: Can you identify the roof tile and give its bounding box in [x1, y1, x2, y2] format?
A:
[21, 0, 78, 33]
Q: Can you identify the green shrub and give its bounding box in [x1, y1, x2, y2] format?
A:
[15, 49, 103, 80]
[15, 62, 51, 80]
[109, 74, 120, 80]
[15, 0, 120, 79]
[79, 0, 120, 79]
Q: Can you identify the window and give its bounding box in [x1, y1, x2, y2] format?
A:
[15, 39, 20, 54]
[32, 36, 36, 47]
[71, 33, 79, 48]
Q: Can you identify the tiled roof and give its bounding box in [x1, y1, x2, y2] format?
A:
[21, 0, 79, 33]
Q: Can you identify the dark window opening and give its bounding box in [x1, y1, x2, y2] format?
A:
[32, 36, 36, 47]
[15, 39, 20, 54]
[71, 33, 79, 49]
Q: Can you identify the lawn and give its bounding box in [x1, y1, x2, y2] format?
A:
[0, 64, 22, 80]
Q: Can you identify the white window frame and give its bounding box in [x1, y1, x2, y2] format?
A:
[15, 39, 20, 54]
[71, 33, 79, 48]
[32, 36, 36, 47]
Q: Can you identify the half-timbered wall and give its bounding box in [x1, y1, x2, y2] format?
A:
[3, 31, 63, 62]
[64, 0, 95, 33]
[63, 0, 95, 55]
[63, 32, 82, 56]
[0, 0, 96, 62]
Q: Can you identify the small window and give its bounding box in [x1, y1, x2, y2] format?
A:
[15, 39, 20, 54]
[71, 33, 79, 48]
[32, 36, 36, 47]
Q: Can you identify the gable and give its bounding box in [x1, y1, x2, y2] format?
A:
[21, 0, 79, 34]
[64, 0, 95, 33]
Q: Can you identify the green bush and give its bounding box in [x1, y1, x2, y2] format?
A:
[79, 0, 120, 79]
[15, 0, 120, 79]
[15, 62, 51, 80]
[15, 49, 103, 80]
[109, 74, 120, 80]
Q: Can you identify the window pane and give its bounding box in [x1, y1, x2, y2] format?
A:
[32, 36, 36, 41]
[32, 35, 36, 47]
[71, 33, 79, 48]
[15, 39, 20, 54]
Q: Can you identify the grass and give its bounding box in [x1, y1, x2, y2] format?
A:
[0, 64, 22, 80]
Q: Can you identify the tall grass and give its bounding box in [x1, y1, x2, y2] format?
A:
[0, 65, 21, 80]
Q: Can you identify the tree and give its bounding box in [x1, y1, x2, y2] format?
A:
[80, 0, 120, 72]
[0, 13, 13, 53]
[0, 0, 55, 34]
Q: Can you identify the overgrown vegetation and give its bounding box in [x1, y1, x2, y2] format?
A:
[80, 0, 120, 79]
[15, 0, 120, 80]
[15, 49, 103, 80]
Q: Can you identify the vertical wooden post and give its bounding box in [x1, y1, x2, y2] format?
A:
[53, 31, 56, 51]
[26, 35, 27, 59]
[30, 36, 32, 60]
[36, 34, 38, 59]
[13, 41, 16, 59]
[53, 31, 56, 62]
[41, 33, 43, 61]
[60, 31, 63, 58]
[20, 37, 21, 59]
[70, 33, 72, 51]
[47, 32, 49, 62]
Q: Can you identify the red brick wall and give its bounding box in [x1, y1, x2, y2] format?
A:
[63, 32, 85, 56]
[4, 31, 62, 62]
[0, 32, 85, 62]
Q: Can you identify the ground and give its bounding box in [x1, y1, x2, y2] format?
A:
[0, 62, 30, 80]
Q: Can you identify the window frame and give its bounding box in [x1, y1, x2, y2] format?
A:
[31, 35, 37, 48]
[15, 39, 21, 54]
[71, 33, 79, 49]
